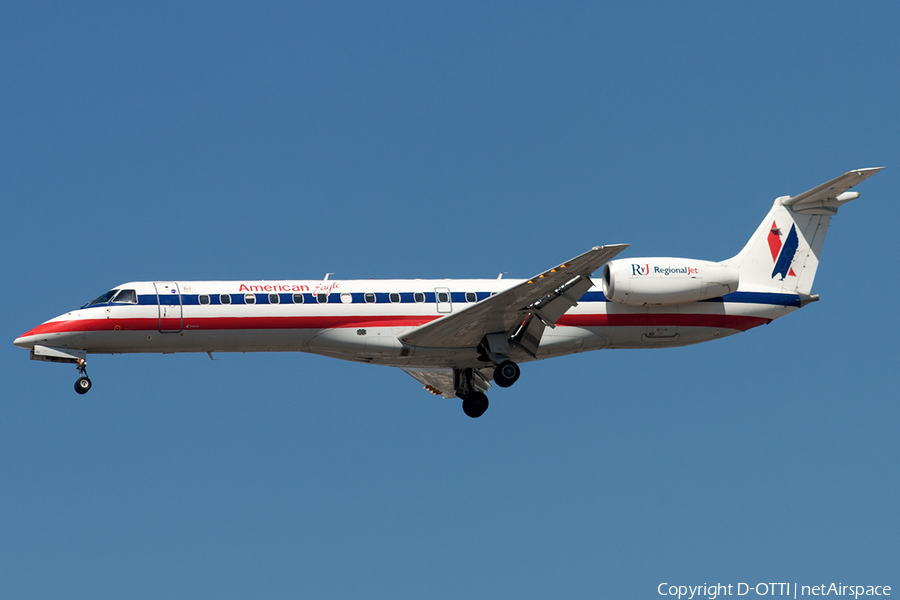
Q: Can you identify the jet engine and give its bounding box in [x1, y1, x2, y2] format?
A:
[602, 258, 739, 306]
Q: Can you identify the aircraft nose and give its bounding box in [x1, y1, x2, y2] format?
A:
[13, 330, 36, 350]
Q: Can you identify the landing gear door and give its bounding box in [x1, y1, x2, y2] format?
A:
[154, 282, 183, 333]
[434, 287, 452, 314]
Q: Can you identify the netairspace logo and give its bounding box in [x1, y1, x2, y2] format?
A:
[657, 582, 891, 599]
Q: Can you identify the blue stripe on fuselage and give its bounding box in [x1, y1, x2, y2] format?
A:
[98, 289, 802, 309]
[581, 290, 800, 307]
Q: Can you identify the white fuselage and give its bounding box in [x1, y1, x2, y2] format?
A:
[14, 278, 798, 369]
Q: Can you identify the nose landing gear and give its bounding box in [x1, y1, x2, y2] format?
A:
[74, 359, 92, 395]
[75, 377, 92, 394]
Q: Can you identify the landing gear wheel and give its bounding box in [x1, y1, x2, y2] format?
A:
[461, 392, 489, 418]
[75, 377, 92, 395]
[493, 360, 520, 388]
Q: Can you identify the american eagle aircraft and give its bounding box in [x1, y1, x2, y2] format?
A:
[14, 168, 881, 417]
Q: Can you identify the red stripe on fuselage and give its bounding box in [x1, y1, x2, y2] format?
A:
[27, 312, 770, 336]
[20, 321, 84, 336]
[557, 313, 770, 331]
[27, 315, 442, 335]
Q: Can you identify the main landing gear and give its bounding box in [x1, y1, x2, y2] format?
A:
[456, 367, 491, 419]
[461, 391, 489, 418]
[74, 359, 92, 395]
[476, 336, 521, 388]
[493, 360, 520, 388]
[456, 359, 521, 418]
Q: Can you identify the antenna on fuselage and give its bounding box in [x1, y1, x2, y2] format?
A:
[497, 272, 507, 279]
[324, 273, 334, 280]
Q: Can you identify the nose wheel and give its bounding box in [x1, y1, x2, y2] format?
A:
[74, 359, 92, 395]
[75, 377, 92, 394]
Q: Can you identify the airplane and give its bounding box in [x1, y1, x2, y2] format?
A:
[13, 168, 882, 417]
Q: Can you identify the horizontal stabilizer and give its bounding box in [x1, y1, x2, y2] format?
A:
[782, 167, 883, 214]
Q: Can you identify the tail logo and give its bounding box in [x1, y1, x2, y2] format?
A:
[767, 221, 799, 280]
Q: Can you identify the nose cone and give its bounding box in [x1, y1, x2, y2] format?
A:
[14, 328, 37, 350]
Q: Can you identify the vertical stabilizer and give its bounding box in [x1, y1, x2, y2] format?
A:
[725, 168, 881, 294]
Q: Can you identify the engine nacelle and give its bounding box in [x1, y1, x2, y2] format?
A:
[602, 258, 739, 306]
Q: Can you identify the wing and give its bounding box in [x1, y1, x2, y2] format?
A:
[782, 167, 883, 213]
[401, 366, 494, 399]
[399, 244, 628, 349]
[401, 367, 458, 398]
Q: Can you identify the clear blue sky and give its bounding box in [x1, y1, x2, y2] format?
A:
[2, 2, 898, 598]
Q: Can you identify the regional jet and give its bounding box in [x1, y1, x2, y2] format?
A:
[14, 168, 881, 417]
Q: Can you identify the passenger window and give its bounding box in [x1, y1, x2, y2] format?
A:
[317, 293, 328, 304]
[220, 294, 231, 305]
[245, 293, 256, 304]
[292, 293, 304, 304]
[199, 294, 210, 305]
[269, 293, 280, 304]
[341, 293, 352, 304]
[389, 292, 400, 303]
[465, 292, 477, 303]
[365, 293, 376, 303]
[414, 292, 425, 303]
[113, 289, 138, 304]
[437, 292, 450, 303]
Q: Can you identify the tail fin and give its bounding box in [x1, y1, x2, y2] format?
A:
[726, 168, 882, 294]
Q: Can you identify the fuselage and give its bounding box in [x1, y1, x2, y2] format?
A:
[13, 278, 800, 369]
[12, 168, 878, 415]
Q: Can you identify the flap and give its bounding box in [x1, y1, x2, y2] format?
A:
[401, 367, 457, 398]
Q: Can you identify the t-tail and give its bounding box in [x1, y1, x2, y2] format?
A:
[725, 167, 883, 298]
[601, 168, 882, 308]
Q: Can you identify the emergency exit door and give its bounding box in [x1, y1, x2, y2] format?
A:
[434, 287, 452, 313]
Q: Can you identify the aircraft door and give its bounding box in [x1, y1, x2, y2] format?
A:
[154, 282, 183, 333]
[434, 287, 452, 313]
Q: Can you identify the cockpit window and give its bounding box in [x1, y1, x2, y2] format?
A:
[83, 290, 118, 307]
[112, 289, 138, 304]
